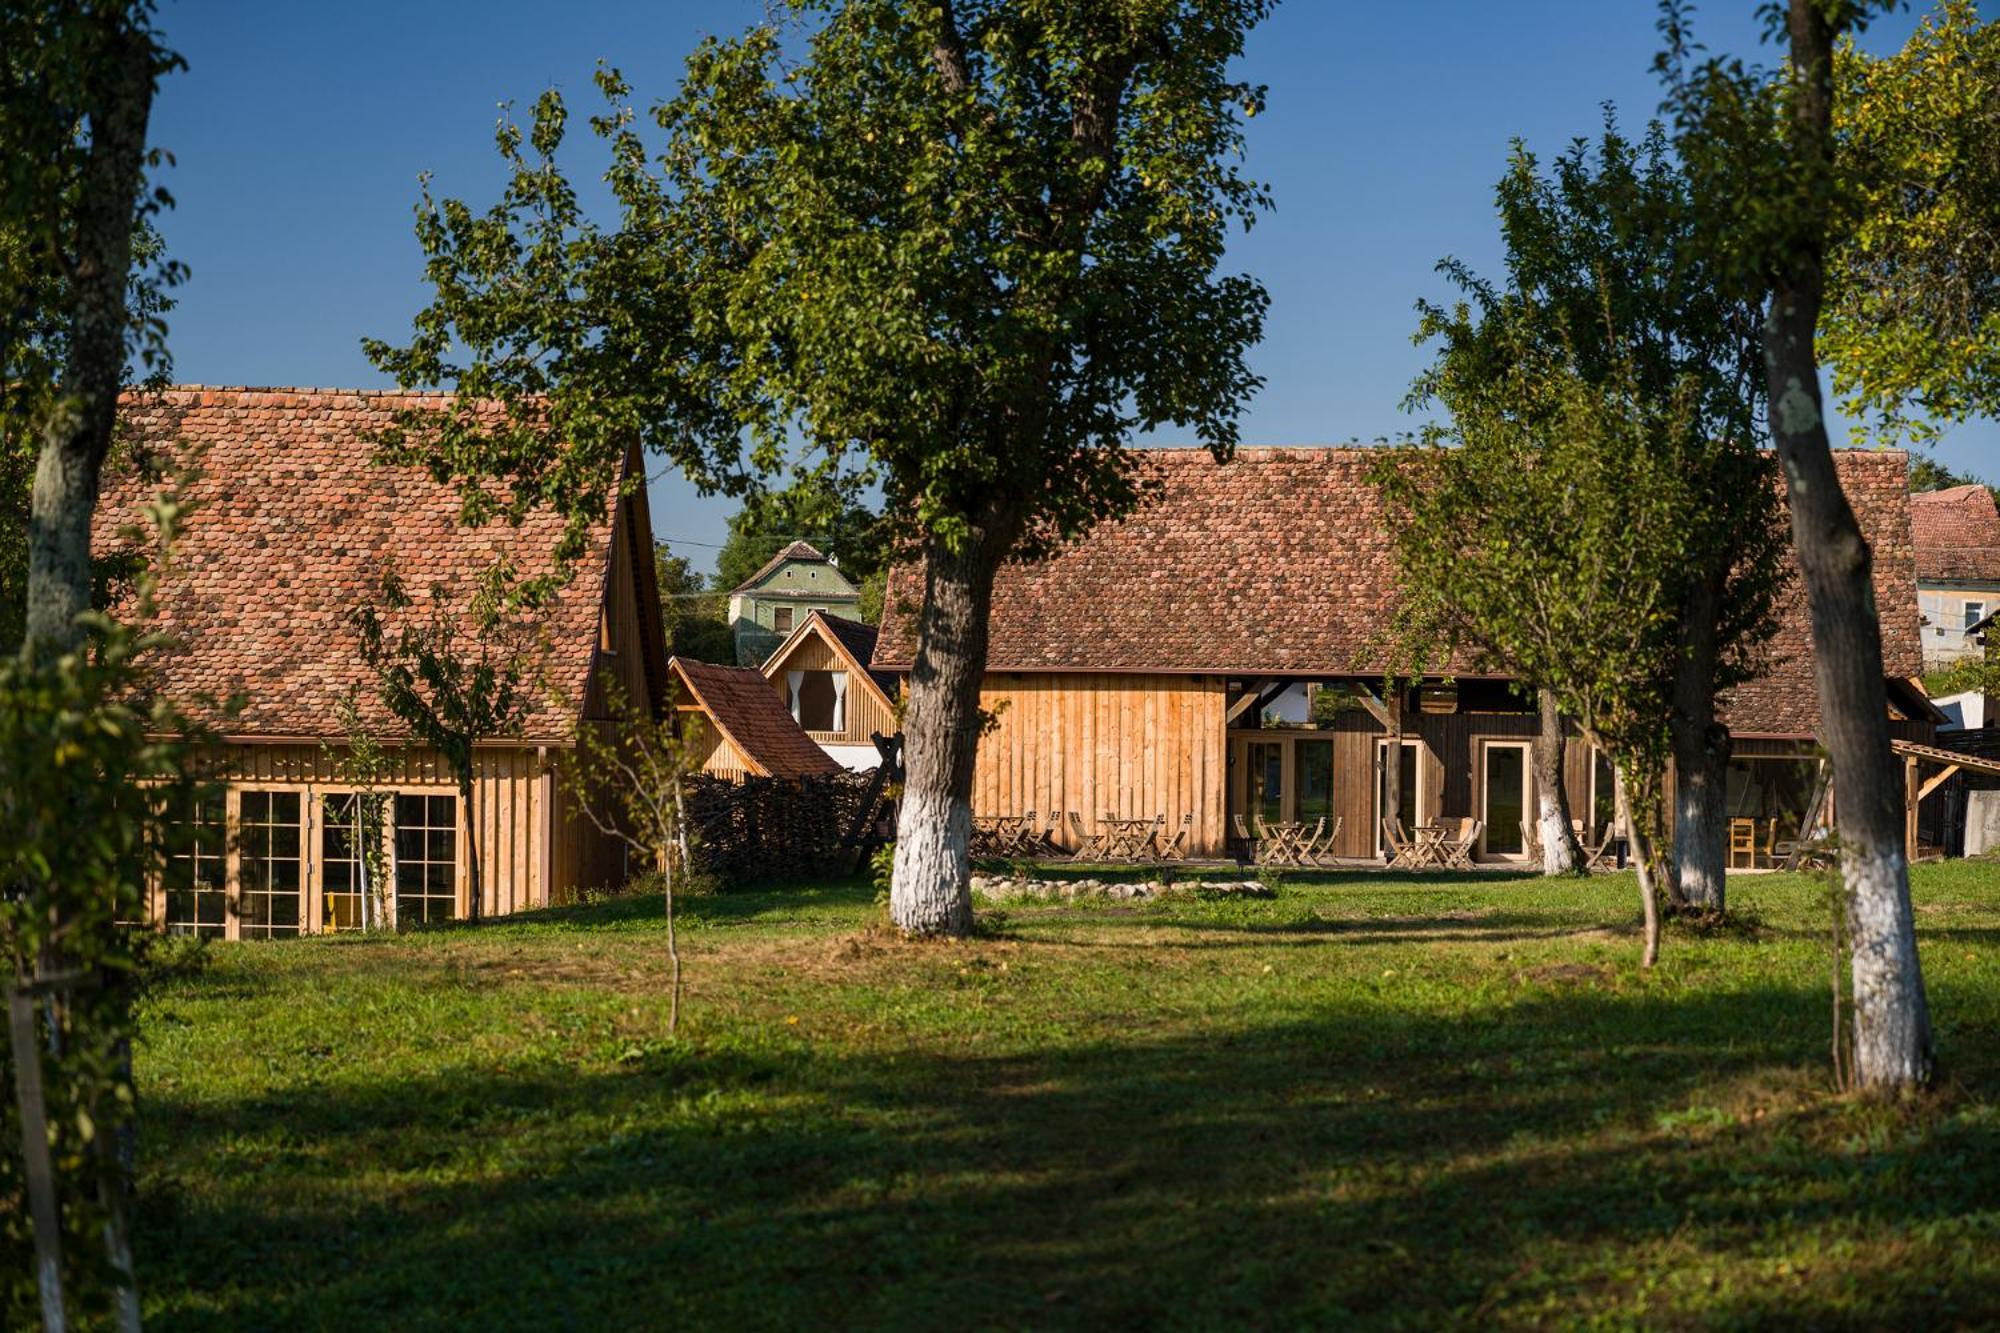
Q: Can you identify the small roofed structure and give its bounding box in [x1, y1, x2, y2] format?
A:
[759, 610, 898, 771]
[669, 656, 841, 780]
[1912, 483, 2000, 667]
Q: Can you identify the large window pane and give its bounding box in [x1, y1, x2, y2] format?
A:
[1297, 740, 1334, 823]
[1483, 746, 1526, 855]
[321, 793, 376, 932]
[164, 796, 227, 938]
[237, 790, 303, 939]
[396, 793, 458, 925]
[1248, 742, 1284, 824]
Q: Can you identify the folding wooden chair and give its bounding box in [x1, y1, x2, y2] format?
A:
[1446, 817, 1482, 869]
[1303, 816, 1343, 866]
[1068, 811, 1108, 862]
[1157, 813, 1194, 861]
[1382, 818, 1415, 869]
[1579, 824, 1614, 872]
[1233, 813, 1262, 864]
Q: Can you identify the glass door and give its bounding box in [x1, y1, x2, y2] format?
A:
[1246, 741, 1285, 827]
[1376, 740, 1419, 853]
[1479, 743, 1529, 858]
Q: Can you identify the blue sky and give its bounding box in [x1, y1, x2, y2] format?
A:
[150, 1, 1997, 574]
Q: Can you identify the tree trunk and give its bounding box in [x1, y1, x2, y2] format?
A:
[1615, 777, 1661, 969]
[1383, 689, 1404, 852]
[1765, 0, 1932, 1090]
[9, 983, 66, 1332]
[459, 773, 483, 924]
[1670, 578, 1730, 913]
[890, 529, 1008, 937]
[1533, 687, 1582, 875]
[23, 19, 157, 659]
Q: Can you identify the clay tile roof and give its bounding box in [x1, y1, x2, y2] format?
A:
[729, 539, 842, 595]
[1911, 483, 2000, 584]
[91, 386, 616, 741]
[670, 656, 839, 778]
[872, 446, 1924, 738]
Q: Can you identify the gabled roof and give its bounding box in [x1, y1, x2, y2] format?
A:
[91, 386, 626, 742]
[729, 539, 859, 598]
[872, 446, 1924, 738]
[760, 609, 898, 705]
[669, 656, 840, 778]
[1911, 483, 2000, 584]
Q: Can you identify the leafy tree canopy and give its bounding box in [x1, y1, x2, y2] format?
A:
[712, 467, 889, 594]
[363, 0, 1273, 580]
[1824, 0, 2000, 445]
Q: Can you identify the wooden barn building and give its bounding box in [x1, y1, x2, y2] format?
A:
[94, 387, 671, 936]
[873, 447, 1941, 863]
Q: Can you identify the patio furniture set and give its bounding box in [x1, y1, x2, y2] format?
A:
[1382, 817, 1483, 870]
[1728, 817, 1832, 870]
[971, 811, 1195, 863]
[1519, 819, 1625, 871]
[1233, 815, 1348, 867]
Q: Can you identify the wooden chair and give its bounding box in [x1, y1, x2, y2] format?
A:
[1759, 820, 1780, 870]
[1578, 823, 1615, 872]
[1232, 813, 1261, 864]
[1728, 818, 1758, 870]
[1292, 816, 1327, 867]
[1446, 817, 1482, 869]
[1303, 816, 1343, 866]
[1382, 818, 1415, 869]
[1158, 813, 1194, 861]
[1067, 811, 1107, 862]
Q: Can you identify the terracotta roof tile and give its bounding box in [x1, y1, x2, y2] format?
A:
[1911, 483, 2000, 583]
[670, 656, 840, 777]
[873, 446, 1923, 738]
[92, 386, 614, 741]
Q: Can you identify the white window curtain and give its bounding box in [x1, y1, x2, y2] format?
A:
[831, 672, 849, 732]
[786, 670, 805, 722]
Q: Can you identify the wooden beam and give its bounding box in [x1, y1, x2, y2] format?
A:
[1350, 681, 1396, 731]
[1918, 763, 1961, 805]
[1226, 680, 1290, 727]
[1905, 755, 1920, 863]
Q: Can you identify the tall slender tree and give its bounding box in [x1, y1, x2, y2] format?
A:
[1409, 119, 1788, 909]
[365, 0, 1274, 938]
[1664, 0, 1933, 1087]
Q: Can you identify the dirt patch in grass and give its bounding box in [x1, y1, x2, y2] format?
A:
[1519, 962, 1614, 987]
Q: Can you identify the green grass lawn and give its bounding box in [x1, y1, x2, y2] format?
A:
[133, 864, 2000, 1330]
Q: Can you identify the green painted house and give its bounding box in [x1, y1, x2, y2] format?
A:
[726, 540, 861, 665]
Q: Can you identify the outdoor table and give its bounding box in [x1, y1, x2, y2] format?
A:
[1258, 821, 1313, 867]
[1099, 816, 1159, 861]
[1410, 825, 1454, 869]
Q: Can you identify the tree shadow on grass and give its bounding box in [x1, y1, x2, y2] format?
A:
[133, 982, 2000, 1332]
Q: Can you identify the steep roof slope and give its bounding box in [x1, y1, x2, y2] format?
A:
[1911, 483, 2000, 583]
[92, 386, 619, 741]
[873, 446, 1923, 736]
[670, 656, 840, 777]
[729, 539, 860, 598]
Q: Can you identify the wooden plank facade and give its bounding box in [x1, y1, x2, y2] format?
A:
[963, 674, 1939, 864]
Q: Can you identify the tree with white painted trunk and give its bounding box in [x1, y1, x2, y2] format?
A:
[1406, 116, 1789, 911]
[1662, 0, 1934, 1088]
[364, 1, 1275, 939]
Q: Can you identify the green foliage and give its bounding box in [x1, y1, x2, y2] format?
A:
[364, 0, 1274, 584]
[1824, 0, 2000, 445]
[349, 564, 534, 795]
[653, 541, 734, 662]
[1389, 114, 1788, 785]
[125, 864, 2000, 1326]
[0, 480, 224, 1326]
[321, 690, 401, 930]
[712, 468, 889, 595]
[1908, 456, 1991, 494]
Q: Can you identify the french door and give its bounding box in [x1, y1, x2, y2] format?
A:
[1478, 742, 1531, 859]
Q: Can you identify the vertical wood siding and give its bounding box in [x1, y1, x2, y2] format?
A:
[971, 673, 1228, 856]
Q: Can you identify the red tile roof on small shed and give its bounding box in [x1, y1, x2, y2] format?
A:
[872, 446, 1924, 738]
[1911, 483, 2000, 584]
[670, 656, 840, 778]
[91, 386, 617, 741]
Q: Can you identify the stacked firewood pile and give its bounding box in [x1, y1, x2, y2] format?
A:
[683, 769, 879, 886]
